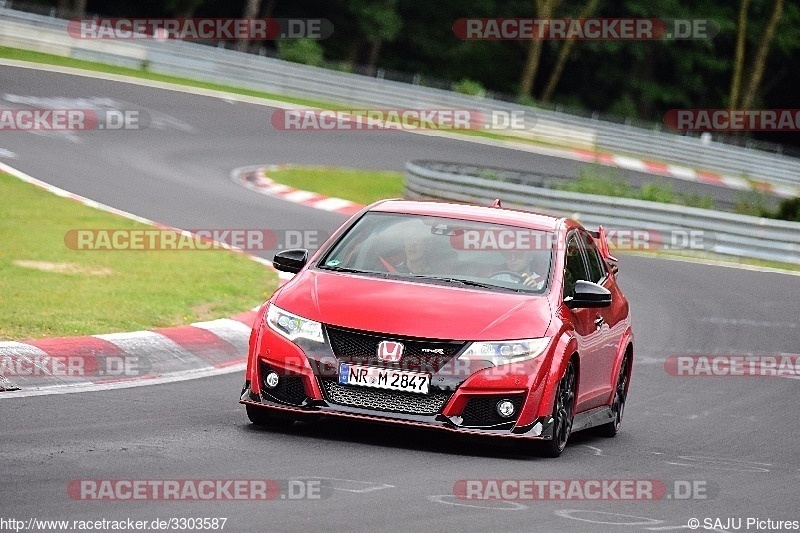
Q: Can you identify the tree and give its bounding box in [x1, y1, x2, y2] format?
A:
[739, 0, 785, 110]
[348, 0, 403, 75]
[57, 0, 86, 17]
[540, 0, 601, 102]
[518, 0, 560, 98]
[236, 0, 262, 52]
[728, 0, 750, 108]
[164, 0, 206, 18]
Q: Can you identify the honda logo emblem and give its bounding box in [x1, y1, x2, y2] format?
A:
[377, 341, 404, 363]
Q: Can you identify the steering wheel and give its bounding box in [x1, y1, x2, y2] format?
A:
[489, 270, 526, 283]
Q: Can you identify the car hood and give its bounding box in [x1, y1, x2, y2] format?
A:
[273, 270, 552, 341]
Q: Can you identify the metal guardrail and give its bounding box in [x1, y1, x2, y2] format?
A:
[405, 161, 800, 265]
[1, 7, 799, 189]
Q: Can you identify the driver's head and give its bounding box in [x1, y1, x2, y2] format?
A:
[502, 249, 535, 273]
[404, 233, 434, 274]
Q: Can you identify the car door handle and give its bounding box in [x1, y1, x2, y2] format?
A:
[594, 316, 605, 329]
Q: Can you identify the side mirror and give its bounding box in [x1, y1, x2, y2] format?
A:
[273, 249, 308, 274]
[565, 280, 612, 309]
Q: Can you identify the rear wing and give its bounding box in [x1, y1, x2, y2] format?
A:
[589, 226, 619, 275]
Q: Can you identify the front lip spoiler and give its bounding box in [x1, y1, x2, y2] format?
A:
[240, 387, 554, 440]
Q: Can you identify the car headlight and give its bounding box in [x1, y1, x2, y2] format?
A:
[265, 304, 325, 343]
[458, 337, 551, 366]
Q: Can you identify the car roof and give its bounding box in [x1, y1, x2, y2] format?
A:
[369, 199, 566, 231]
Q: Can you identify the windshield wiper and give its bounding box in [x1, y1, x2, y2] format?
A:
[321, 266, 365, 273]
[320, 266, 391, 278]
[404, 274, 523, 292]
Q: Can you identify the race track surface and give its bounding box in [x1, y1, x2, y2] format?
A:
[2, 64, 799, 532]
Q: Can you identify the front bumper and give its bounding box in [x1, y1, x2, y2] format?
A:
[240, 383, 555, 440]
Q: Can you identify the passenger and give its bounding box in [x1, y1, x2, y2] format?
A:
[494, 249, 546, 289]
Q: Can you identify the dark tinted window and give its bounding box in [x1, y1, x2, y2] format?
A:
[582, 232, 606, 283]
[564, 234, 588, 297]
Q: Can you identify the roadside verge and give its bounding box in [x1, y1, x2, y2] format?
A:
[0, 161, 286, 397]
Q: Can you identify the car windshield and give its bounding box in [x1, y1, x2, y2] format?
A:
[318, 212, 554, 293]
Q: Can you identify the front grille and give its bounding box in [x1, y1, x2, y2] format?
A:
[460, 395, 525, 427]
[326, 326, 466, 373]
[259, 362, 307, 405]
[319, 378, 451, 416]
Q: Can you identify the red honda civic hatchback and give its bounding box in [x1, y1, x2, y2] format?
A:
[240, 200, 633, 456]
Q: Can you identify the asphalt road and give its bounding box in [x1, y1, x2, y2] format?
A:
[2, 64, 800, 532]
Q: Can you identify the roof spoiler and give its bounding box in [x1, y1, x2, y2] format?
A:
[590, 226, 619, 275]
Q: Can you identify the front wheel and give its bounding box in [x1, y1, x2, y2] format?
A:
[537, 360, 577, 458]
[596, 352, 630, 438]
[246, 404, 294, 428]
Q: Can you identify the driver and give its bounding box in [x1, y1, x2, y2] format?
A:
[398, 233, 436, 274]
[494, 249, 546, 289]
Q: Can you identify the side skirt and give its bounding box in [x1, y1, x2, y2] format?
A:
[572, 405, 613, 433]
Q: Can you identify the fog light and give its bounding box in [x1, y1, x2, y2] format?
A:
[496, 399, 516, 418]
[264, 372, 279, 389]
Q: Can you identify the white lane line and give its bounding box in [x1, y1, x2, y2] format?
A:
[666, 165, 698, 181]
[623, 251, 800, 276]
[720, 175, 751, 190]
[282, 190, 320, 203]
[613, 155, 650, 172]
[555, 509, 662, 526]
[0, 342, 61, 387]
[0, 362, 245, 399]
[579, 445, 604, 456]
[290, 478, 394, 493]
[312, 197, 357, 211]
[428, 495, 527, 510]
[191, 318, 252, 353]
[95, 330, 206, 371]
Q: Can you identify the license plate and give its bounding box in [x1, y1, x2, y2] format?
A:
[338, 364, 430, 395]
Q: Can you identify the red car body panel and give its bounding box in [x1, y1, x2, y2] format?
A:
[273, 270, 553, 340]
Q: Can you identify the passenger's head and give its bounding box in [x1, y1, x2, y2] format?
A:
[502, 249, 535, 273]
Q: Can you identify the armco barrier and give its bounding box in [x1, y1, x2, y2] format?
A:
[1, 7, 799, 187]
[405, 161, 800, 265]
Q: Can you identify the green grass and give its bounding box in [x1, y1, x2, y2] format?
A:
[0, 173, 278, 340]
[267, 166, 405, 205]
[556, 165, 715, 209]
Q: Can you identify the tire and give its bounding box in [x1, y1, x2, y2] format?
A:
[537, 360, 577, 458]
[246, 404, 295, 428]
[596, 352, 630, 438]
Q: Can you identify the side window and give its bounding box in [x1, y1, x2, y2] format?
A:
[564, 234, 588, 298]
[582, 232, 607, 284]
